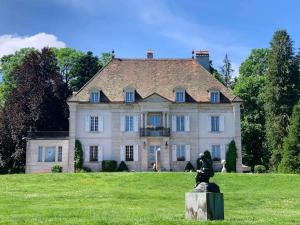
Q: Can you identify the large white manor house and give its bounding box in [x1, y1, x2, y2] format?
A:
[26, 50, 243, 173]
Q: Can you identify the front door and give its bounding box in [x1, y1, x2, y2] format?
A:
[148, 145, 160, 169]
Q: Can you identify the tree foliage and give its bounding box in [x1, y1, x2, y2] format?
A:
[0, 48, 70, 171]
[220, 53, 234, 88]
[278, 100, 300, 173]
[74, 139, 84, 171]
[225, 140, 237, 172]
[264, 30, 300, 170]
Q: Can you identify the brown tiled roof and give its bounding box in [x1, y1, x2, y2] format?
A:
[68, 58, 241, 103]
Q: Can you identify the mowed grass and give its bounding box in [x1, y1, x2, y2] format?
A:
[0, 173, 299, 225]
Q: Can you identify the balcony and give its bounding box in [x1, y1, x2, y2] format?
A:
[140, 127, 170, 137]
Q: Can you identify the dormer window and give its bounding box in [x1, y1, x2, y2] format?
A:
[125, 89, 135, 103]
[210, 90, 220, 103]
[90, 90, 100, 103]
[175, 88, 185, 103]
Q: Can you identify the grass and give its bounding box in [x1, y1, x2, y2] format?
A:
[0, 172, 299, 225]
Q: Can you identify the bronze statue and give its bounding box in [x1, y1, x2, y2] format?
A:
[194, 150, 220, 193]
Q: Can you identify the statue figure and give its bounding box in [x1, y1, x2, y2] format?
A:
[221, 160, 227, 173]
[194, 150, 220, 193]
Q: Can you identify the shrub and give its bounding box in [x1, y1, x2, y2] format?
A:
[74, 140, 84, 171]
[51, 165, 62, 173]
[102, 160, 117, 172]
[226, 140, 237, 172]
[254, 165, 266, 173]
[184, 161, 195, 172]
[118, 161, 129, 172]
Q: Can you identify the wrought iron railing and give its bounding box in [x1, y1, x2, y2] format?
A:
[27, 131, 69, 139]
[140, 127, 170, 137]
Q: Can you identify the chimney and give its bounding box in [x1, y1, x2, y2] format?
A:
[194, 50, 210, 71]
[147, 49, 153, 59]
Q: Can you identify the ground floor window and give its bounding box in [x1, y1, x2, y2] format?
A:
[125, 145, 134, 161]
[38, 146, 43, 162]
[45, 147, 55, 162]
[90, 146, 98, 162]
[176, 145, 186, 161]
[58, 146, 62, 162]
[211, 145, 221, 161]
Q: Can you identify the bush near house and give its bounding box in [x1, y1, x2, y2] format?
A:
[254, 165, 267, 173]
[102, 160, 117, 172]
[74, 140, 84, 171]
[184, 161, 195, 172]
[226, 140, 237, 172]
[51, 165, 62, 173]
[118, 161, 129, 172]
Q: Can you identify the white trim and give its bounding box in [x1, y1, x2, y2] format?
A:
[185, 145, 190, 161]
[172, 145, 177, 161]
[134, 145, 139, 161]
[184, 115, 190, 132]
[120, 145, 125, 161]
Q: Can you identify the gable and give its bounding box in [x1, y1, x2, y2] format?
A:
[142, 93, 171, 103]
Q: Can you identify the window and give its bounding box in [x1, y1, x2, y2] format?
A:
[176, 116, 185, 132]
[176, 145, 186, 161]
[90, 116, 99, 132]
[125, 91, 134, 103]
[38, 146, 43, 162]
[89, 146, 98, 162]
[176, 91, 185, 102]
[58, 146, 62, 162]
[211, 116, 220, 132]
[125, 116, 134, 131]
[45, 147, 55, 162]
[210, 91, 219, 103]
[148, 114, 161, 127]
[125, 145, 134, 161]
[211, 145, 221, 161]
[91, 90, 100, 103]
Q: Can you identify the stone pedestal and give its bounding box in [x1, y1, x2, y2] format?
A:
[185, 192, 224, 220]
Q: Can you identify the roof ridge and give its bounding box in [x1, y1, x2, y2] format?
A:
[115, 58, 194, 61]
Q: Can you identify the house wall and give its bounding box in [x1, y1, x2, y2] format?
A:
[26, 139, 70, 173]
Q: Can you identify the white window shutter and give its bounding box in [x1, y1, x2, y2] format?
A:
[85, 145, 90, 162]
[172, 115, 176, 132]
[207, 116, 211, 132]
[220, 115, 225, 132]
[99, 115, 104, 132]
[85, 116, 90, 132]
[134, 115, 138, 132]
[120, 145, 125, 161]
[134, 145, 139, 161]
[120, 115, 125, 132]
[185, 145, 190, 161]
[185, 115, 190, 132]
[98, 145, 103, 161]
[172, 145, 177, 161]
[221, 144, 226, 160]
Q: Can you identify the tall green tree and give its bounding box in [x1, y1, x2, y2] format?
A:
[0, 48, 70, 172]
[264, 30, 300, 170]
[220, 53, 234, 88]
[52, 48, 84, 86]
[209, 60, 225, 85]
[69, 51, 102, 91]
[99, 51, 114, 67]
[233, 49, 269, 170]
[278, 100, 300, 173]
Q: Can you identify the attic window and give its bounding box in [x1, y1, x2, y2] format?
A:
[90, 90, 100, 103]
[210, 90, 220, 103]
[175, 88, 185, 103]
[124, 89, 135, 103]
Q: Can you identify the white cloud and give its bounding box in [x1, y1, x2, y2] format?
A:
[0, 33, 66, 57]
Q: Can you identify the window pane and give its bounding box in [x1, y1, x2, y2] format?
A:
[211, 116, 219, 132]
[125, 116, 133, 131]
[176, 116, 185, 131]
[90, 116, 99, 132]
[91, 91, 99, 103]
[38, 146, 43, 162]
[45, 147, 55, 162]
[211, 92, 219, 103]
[212, 145, 221, 160]
[176, 145, 186, 161]
[58, 146, 62, 162]
[125, 145, 134, 161]
[176, 91, 184, 102]
[90, 146, 98, 161]
[125, 91, 134, 102]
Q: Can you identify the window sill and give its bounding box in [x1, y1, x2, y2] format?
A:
[209, 131, 223, 134]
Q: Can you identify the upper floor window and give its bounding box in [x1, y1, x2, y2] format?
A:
[176, 91, 185, 102]
[90, 90, 100, 103]
[211, 116, 220, 132]
[125, 90, 135, 103]
[210, 90, 220, 103]
[176, 116, 185, 132]
[125, 116, 134, 132]
[90, 116, 99, 132]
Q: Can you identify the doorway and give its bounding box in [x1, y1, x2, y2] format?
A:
[148, 145, 160, 169]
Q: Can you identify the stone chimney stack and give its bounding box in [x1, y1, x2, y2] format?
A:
[147, 49, 153, 59]
[193, 50, 210, 71]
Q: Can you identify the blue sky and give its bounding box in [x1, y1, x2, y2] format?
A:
[0, 0, 300, 75]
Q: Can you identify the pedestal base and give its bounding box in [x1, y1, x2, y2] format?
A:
[185, 192, 224, 220]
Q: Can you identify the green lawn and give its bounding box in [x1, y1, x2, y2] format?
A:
[0, 173, 299, 225]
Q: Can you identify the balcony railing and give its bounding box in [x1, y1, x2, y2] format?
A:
[27, 131, 69, 139]
[140, 127, 170, 137]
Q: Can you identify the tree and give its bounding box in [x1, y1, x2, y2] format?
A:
[209, 60, 225, 85]
[74, 140, 84, 171]
[264, 30, 300, 170]
[0, 48, 35, 106]
[52, 48, 84, 86]
[278, 100, 300, 173]
[99, 51, 114, 67]
[0, 48, 70, 171]
[225, 140, 237, 172]
[233, 49, 269, 170]
[69, 51, 102, 91]
[220, 54, 234, 88]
